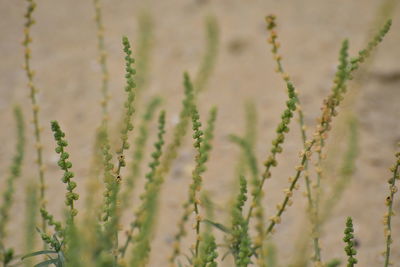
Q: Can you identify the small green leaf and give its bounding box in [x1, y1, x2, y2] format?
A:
[34, 258, 59, 267]
[326, 258, 341, 267]
[221, 249, 232, 261]
[202, 219, 232, 234]
[57, 251, 66, 267]
[21, 250, 57, 260]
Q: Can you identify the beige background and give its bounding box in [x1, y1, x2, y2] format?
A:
[0, 0, 399, 266]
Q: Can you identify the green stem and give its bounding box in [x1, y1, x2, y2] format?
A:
[384, 155, 400, 267]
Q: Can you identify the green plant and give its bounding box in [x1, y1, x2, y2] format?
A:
[383, 146, 400, 267]
[128, 111, 166, 266]
[51, 121, 79, 225]
[120, 97, 162, 210]
[0, 106, 25, 266]
[93, 0, 110, 122]
[0, 2, 397, 266]
[24, 183, 38, 267]
[169, 106, 217, 265]
[230, 176, 252, 267]
[23, 0, 47, 235]
[343, 217, 358, 267]
[194, 15, 219, 93]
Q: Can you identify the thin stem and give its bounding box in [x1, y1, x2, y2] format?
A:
[23, 0, 47, 234]
[93, 0, 110, 121]
[194, 202, 201, 256]
[384, 151, 400, 267]
[265, 148, 311, 235]
[265, 14, 322, 261]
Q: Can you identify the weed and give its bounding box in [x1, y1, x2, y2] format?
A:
[0, 2, 397, 266]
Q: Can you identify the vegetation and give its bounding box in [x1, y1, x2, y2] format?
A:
[0, 1, 397, 266]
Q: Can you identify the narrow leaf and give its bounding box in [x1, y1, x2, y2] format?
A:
[202, 219, 232, 234]
[34, 258, 59, 267]
[21, 250, 57, 260]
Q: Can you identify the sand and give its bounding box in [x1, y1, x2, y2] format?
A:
[0, 0, 399, 266]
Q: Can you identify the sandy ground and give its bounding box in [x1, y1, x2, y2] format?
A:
[1, 0, 400, 266]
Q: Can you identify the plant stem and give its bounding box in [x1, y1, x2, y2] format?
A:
[384, 150, 400, 267]
[23, 0, 47, 235]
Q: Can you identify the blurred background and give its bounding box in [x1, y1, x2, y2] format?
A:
[0, 0, 399, 266]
